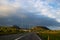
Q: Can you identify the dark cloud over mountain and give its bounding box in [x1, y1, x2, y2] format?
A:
[0, 12, 60, 28]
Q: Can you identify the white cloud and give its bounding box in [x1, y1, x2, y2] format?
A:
[56, 19, 60, 22]
[0, 0, 21, 17]
[0, 0, 60, 22]
[30, 0, 60, 22]
[48, 26, 60, 30]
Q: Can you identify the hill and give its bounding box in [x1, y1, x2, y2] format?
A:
[31, 26, 50, 32]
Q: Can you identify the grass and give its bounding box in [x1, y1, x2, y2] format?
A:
[0, 27, 28, 35]
[37, 32, 60, 40]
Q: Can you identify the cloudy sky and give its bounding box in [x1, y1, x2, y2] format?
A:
[0, 0, 60, 30]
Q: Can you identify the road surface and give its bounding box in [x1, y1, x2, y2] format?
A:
[0, 33, 41, 40]
[0, 33, 24, 40]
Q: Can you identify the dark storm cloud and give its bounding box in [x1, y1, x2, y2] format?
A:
[0, 12, 60, 28]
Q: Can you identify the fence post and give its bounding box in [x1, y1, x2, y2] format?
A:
[48, 35, 49, 40]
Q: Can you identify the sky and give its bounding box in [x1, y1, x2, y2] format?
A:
[0, 0, 60, 30]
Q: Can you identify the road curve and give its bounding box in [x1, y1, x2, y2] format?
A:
[15, 33, 41, 40]
[0, 33, 42, 40]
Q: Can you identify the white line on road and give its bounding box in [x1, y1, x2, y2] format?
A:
[15, 35, 25, 40]
[33, 33, 42, 40]
[35, 35, 41, 40]
[14, 33, 42, 40]
[14, 33, 29, 40]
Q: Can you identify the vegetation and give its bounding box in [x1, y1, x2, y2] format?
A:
[31, 26, 50, 32]
[37, 31, 60, 40]
[0, 25, 28, 35]
[31, 26, 60, 40]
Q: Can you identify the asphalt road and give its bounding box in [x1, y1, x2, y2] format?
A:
[0, 33, 24, 40]
[15, 33, 41, 40]
[0, 33, 41, 40]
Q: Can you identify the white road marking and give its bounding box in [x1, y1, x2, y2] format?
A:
[14, 33, 42, 40]
[36, 35, 41, 40]
[15, 36, 25, 40]
[34, 34, 42, 40]
[14, 33, 29, 40]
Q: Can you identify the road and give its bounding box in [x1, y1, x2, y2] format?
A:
[0, 33, 24, 40]
[0, 33, 41, 40]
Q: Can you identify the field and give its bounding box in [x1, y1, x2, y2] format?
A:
[0, 26, 28, 35]
[31, 26, 60, 40]
[37, 32, 60, 40]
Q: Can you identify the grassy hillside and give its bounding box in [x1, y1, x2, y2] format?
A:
[31, 26, 60, 40]
[0, 26, 28, 35]
[31, 26, 50, 32]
